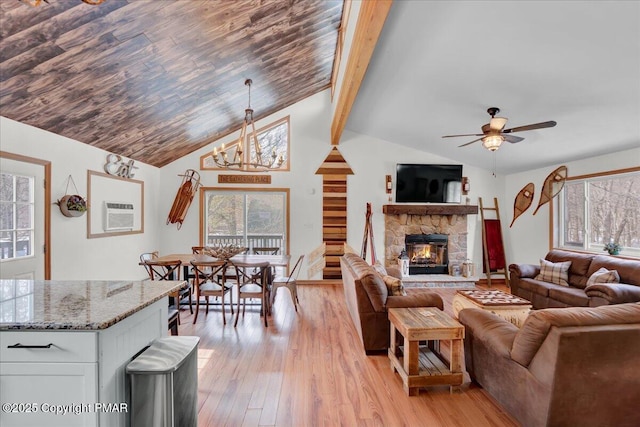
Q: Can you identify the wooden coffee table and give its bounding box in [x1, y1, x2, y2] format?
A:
[388, 307, 464, 396]
[452, 289, 532, 327]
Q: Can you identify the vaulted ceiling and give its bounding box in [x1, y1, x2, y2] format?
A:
[0, 0, 343, 167]
[2, 1, 638, 175]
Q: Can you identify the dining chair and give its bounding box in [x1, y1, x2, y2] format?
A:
[168, 307, 179, 335]
[252, 246, 280, 276]
[230, 260, 271, 327]
[141, 258, 193, 321]
[190, 259, 233, 325]
[271, 255, 304, 312]
[252, 247, 280, 255]
[139, 251, 159, 278]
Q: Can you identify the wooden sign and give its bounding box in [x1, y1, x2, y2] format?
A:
[218, 174, 271, 184]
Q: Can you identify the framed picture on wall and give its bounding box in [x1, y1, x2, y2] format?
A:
[87, 170, 144, 238]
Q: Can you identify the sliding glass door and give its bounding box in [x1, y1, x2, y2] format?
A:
[203, 188, 289, 255]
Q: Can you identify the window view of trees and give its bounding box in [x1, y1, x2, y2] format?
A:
[559, 170, 639, 255]
[205, 190, 287, 252]
[250, 117, 289, 169]
[0, 173, 34, 260]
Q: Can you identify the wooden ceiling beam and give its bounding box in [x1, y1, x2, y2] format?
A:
[330, 0, 392, 146]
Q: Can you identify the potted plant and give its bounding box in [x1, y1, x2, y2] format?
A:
[56, 194, 87, 218]
[603, 242, 621, 256]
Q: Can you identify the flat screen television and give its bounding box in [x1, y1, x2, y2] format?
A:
[395, 164, 463, 203]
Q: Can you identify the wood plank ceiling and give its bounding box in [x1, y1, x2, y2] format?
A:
[0, 0, 344, 167]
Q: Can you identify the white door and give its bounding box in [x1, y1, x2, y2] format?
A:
[0, 158, 45, 280]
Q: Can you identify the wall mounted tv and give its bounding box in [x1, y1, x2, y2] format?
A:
[395, 164, 463, 203]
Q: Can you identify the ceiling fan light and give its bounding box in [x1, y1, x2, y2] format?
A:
[482, 135, 504, 151]
[489, 117, 508, 131]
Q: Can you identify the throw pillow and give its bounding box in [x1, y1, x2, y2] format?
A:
[382, 274, 406, 296]
[586, 267, 620, 287]
[535, 259, 571, 287]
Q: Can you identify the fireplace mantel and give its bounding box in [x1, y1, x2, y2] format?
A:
[382, 204, 478, 216]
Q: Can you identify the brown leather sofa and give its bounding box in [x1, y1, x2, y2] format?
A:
[509, 249, 640, 308]
[340, 253, 443, 353]
[459, 302, 640, 427]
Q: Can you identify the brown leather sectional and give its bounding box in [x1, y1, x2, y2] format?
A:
[509, 249, 640, 308]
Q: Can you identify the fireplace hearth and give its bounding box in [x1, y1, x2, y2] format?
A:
[405, 234, 448, 274]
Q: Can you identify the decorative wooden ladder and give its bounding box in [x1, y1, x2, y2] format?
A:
[479, 197, 509, 288]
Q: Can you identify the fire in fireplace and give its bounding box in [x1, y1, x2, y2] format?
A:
[405, 234, 448, 274]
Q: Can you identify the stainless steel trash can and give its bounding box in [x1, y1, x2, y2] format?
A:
[126, 336, 200, 427]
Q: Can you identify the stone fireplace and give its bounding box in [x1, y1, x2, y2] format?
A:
[383, 204, 478, 275]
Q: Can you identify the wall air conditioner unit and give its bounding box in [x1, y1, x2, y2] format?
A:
[103, 201, 135, 231]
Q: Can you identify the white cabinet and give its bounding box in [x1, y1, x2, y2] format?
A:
[0, 298, 167, 427]
[1, 362, 98, 427]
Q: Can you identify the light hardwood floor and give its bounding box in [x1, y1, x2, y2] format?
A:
[177, 283, 519, 427]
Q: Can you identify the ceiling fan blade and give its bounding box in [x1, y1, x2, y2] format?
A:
[504, 135, 524, 143]
[490, 117, 508, 131]
[442, 133, 484, 138]
[503, 121, 557, 133]
[458, 137, 483, 148]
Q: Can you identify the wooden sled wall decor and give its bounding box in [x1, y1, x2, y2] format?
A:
[167, 169, 201, 229]
[510, 182, 535, 227]
[533, 165, 568, 215]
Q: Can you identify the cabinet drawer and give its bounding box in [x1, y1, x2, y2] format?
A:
[0, 331, 97, 363]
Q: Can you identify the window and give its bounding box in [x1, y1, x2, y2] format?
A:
[202, 188, 289, 254]
[554, 167, 640, 257]
[0, 173, 35, 260]
[200, 116, 290, 171]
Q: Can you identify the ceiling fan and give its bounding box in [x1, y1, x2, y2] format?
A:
[442, 107, 557, 151]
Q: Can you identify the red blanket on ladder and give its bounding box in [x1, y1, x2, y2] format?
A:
[483, 219, 506, 272]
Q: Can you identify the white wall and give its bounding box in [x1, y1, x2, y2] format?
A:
[0, 117, 161, 281]
[505, 147, 640, 265]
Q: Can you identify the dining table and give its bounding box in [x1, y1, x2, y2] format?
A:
[151, 252, 290, 316]
[152, 253, 290, 271]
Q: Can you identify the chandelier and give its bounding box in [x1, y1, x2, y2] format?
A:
[22, 0, 105, 5]
[211, 79, 285, 171]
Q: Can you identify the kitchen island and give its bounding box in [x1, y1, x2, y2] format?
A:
[0, 279, 184, 427]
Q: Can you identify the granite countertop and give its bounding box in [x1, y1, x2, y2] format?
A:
[0, 279, 185, 330]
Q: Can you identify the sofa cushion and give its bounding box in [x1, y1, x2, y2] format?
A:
[517, 278, 551, 297]
[547, 285, 589, 306]
[546, 249, 593, 288]
[382, 274, 406, 296]
[343, 253, 377, 280]
[361, 273, 388, 312]
[589, 255, 640, 287]
[536, 259, 571, 287]
[586, 267, 620, 287]
[511, 303, 640, 367]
